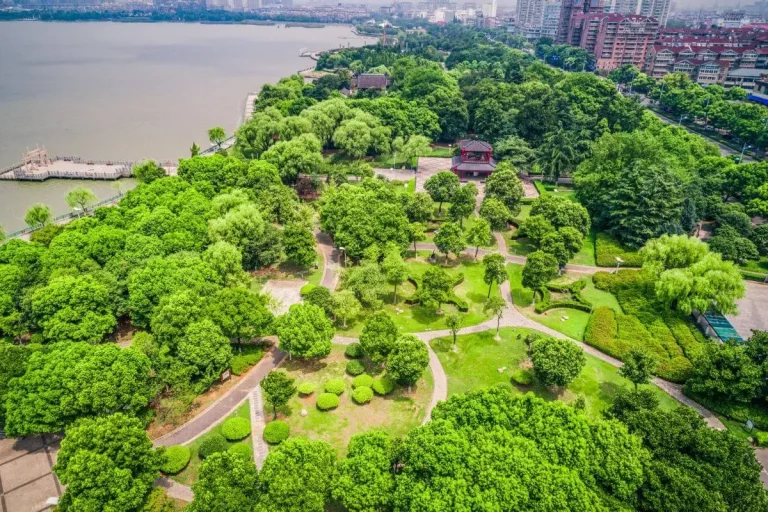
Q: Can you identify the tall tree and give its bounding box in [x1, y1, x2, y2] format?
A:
[65, 187, 98, 213]
[531, 336, 586, 387]
[177, 319, 233, 388]
[132, 161, 165, 184]
[387, 334, 429, 392]
[276, 303, 334, 359]
[482, 253, 507, 297]
[189, 452, 260, 512]
[445, 313, 462, 348]
[24, 203, 52, 228]
[449, 183, 478, 227]
[208, 126, 227, 149]
[619, 348, 657, 391]
[382, 248, 407, 304]
[479, 197, 511, 231]
[434, 221, 466, 261]
[522, 251, 558, 290]
[466, 217, 493, 258]
[424, 171, 459, 213]
[282, 222, 317, 268]
[484, 163, 524, 215]
[331, 290, 361, 329]
[261, 370, 297, 419]
[484, 295, 506, 339]
[331, 431, 394, 512]
[53, 414, 162, 512]
[417, 266, 453, 313]
[207, 287, 273, 352]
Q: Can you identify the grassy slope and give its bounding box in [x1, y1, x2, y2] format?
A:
[430, 327, 679, 420]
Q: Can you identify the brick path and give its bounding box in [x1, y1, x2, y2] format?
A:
[0, 435, 62, 512]
[250, 388, 269, 469]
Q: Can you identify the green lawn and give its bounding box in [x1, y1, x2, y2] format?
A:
[338, 255, 498, 337]
[510, 204, 532, 226]
[273, 345, 433, 456]
[528, 308, 592, 340]
[170, 401, 252, 485]
[430, 327, 679, 421]
[741, 257, 768, 277]
[570, 229, 597, 266]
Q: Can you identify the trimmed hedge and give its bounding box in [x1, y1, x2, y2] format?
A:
[161, 445, 191, 475]
[299, 283, 316, 296]
[403, 273, 469, 312]
[346, 360, 365, 376]
[757, 431, 768, 447]
[372, 376, 396, 395]
[228, 442, 253, 461]
[317, 392, 340, 411]
[352, 386, 374, 404]
[297, 382, 316, 396]
[221, 417, 251, 441]
[230, 346, 265, 376]
[595, 232, 643, 267]
[511, 368, 533, 386]
[534, 279, 592, 314]
[345, 343, 364, 359]
[352, 374, 374, 389]
[324, 379, 345, 395]
[198, 433, 228, 459]
[263, 420, 290, 445]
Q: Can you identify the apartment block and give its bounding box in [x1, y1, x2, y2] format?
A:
[566, 13, 659, 70]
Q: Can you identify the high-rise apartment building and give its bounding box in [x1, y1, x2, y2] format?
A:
[610, 0, 670, 27]
[515, 0, 562, 39]
[566, 13, 659, 70]
[556, 0, 606, 43]
[482, 0, 497, 18]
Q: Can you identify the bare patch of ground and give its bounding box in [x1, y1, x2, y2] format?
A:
[262, 279, 306, 316]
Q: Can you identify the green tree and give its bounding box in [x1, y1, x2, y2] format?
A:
[276, 303, 334, 359]
[255, 438, 336, 512]
[65, 187, 98, 213]
[54, 413, 162, 512]
[5, 343, 153, 436]
[522, 250, 559, 289]
[189, 452, 260, 512]
[521, 215, 556, 245]
[493, 136, 535, 169]
[417, 266, 453, 312]
[387, 334, 429, 391]
[150, 291, 204, 349]
[332, 290, 361, 329]
[445, 312, 462, 348]
[484, 163, 524, 215]
[708, 225, 759, 264]
[466, 217, 492, 258]
[177, 319, 233, 388]
[619, 348, 657, 391]
[479, 197, 511, 231]
[359, 312, 398, 365]
[202, 240, 248, 287]
[531, 336, 586, 387]
[331, 431, 394, 512]
[209, 203, 270, 270]
[424, 171, 459, 213]
[282, 222, 317, 268]
[24, 203, 52, 228]
[340, 261, 387, 309]
[408, 222, 426, 254]
[449, 183, 477, 227]
[262, 133, 324, 184]
[190, 142, 200, 157]
[207, 287, 273, 352]
[484, 295, 506, 339]
[405, 192, 435, 223]
[208, 126, 226, 148]
[686, 342, 762, 403]
[540, 231, 570, 267]
[382, 248, 407, 304]
[530, 195, 591, 236]
[434, 221, 466, 261]
[641, 234, 745, 315]
[0, 344, 31, 428]
[261, 370, 297, 419]
[132, 161, 166, 184]
[482, 253, 507, 298]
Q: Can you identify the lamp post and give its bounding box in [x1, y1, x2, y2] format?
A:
[615, 256, 623, 274]
[678, 114, 687, 125]
[740, 143, 752, 163]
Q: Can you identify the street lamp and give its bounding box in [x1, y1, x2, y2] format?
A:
[740, 143, 752, 163]
[678, 114, 688, 125]
[73, 207, 82, 218]
[615, 256, 623, 273]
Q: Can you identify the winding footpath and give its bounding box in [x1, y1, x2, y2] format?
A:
[159, 228, 735, 501]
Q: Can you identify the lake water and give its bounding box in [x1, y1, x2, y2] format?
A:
[0, 21, 373, 232]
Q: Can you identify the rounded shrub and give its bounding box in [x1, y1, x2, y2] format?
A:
[317, 392, 340, 411]
[372, 376, 396, 396]
[352, 374, 374, 389]
[511, 369, 534, 386]
[297, 382, 316, 396]
[324, 379, 345, 395]
[227, 443, 252, 461]
[263, 420, 290, 445]
[352, 386, 374, 405]
[221, 417, 251, 441]
[161, 445, 191, 475]
[198, 433, 228, 459]
[345, 343, 364, 359]
[346, 360, 365, 376]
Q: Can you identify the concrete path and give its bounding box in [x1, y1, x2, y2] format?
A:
[316, 231, 341, 291]
[263, 279, 305, 316]
[155, 477, 193, 502]
[153, 348, 287, 447]
[756, 448, 768, 487]
[728, 281, 768, 340]
[250, 387, 269, 469]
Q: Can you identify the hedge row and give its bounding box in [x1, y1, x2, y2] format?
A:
[231, 345, 265, 376]
[161, 445, 191, 475]
[595, 232, 643, 267]
[683, 390, 768, 431]
[402, 273, 469, 312]
[533, 280, 592, 314]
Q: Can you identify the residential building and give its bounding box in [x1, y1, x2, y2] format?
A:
[514, 0, 563, 39]
[556, 0, 607, 43]
[609, 0, 670, 27]
[566, 13, 659, 70]
[481, 0, 496, 18]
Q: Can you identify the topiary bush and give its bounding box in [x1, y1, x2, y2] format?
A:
[352, 374, 374, 389]
[161, 445, 191, 475]
[317, 392, 340, 411]
[511, 369, 533, 386]
[198, 433, 228, 459]
[221, 417, 251, 441]
[345, 343, 364, 359]
[324, 378, 345, 395]
[263, 420, 290, 445]
[228, 443, 252, 460]
[757, 431, 768, 447]
[352, 386, 374, 404]
[372, 376, 395, 395]
[297, 382, 316, 396]
[346, 360, 365, 376]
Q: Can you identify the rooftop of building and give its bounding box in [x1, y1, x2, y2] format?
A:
[458, 139, 493, 152]
[356, 73, 388, 89]
[727, 67, 767, 77]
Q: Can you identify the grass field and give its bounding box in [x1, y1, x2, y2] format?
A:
[338, 255, 498, 336]
[570, 229, 597, 266]
[170, 401, 252, 485]
[430, 327, 679, 420]
[272, 345, 433, 456]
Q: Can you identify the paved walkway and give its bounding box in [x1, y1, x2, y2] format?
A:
[250, 387, 269, 469]
[316, 231, 340, 291]
[153, 348, 287, 447]
[0, 435, 62, 512]
[155, 477, 193, 502]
